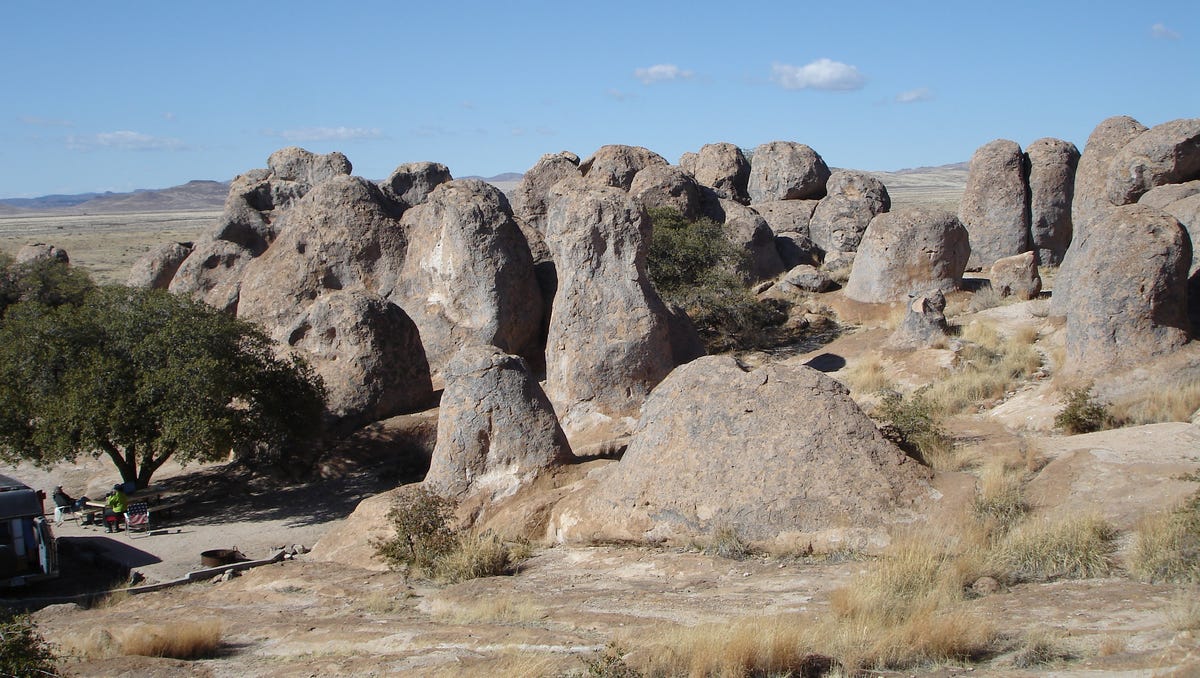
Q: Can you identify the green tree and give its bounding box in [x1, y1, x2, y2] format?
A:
[646, 207, 789, 353]
[0, 252, 95, 317]
[0, 285, 326, 487]
[0, 613, 59, 677]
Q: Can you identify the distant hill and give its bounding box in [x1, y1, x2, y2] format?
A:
[0, 181, 229, 215]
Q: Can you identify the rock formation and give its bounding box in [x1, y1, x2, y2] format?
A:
[510, 151, 581, 235]
[990, 251, 1042, 300]
[1026, 138, 1079, 265]
[844, 207, 970, 303]
[542, 178, 676, 443]
[747, 141, 831, 203]
[378, 161, 453, 210]
[959, 139, 1030, 269]
[887, 290, 949, 349]
[1063, 204, 1191, 377]
[1105, 118, 1200, 206]
[549, 357, 934, 550]
[579, 145, 669, 190]
[753, 200, 819, 241]
[167, 239, 252, 313]
[424, 346, 573, 506]
[629, 164, 701, 219]
[395, 179, 544, 378]
[723, 212, 786, 282]
[126, 242, 193, 289]
[685, 142, 751, 204]
[15, 243, 69, 264]
[809, 170, 891, 254]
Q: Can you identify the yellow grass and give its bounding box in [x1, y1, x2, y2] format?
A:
[1167, 589, 1200, 631]
[1096, 634, 1127, 657]
[925, 321, 1041, 414]
[62, 620, 223, 660]
[1128, 497, 1200, 583]
[972, 461, 1029, 535]
[1110, 379, 1200, 426]
[433, 530, 518, 584]
[990, 514, 1118, 582]
[428, 595, 546, 624]
[845, 351, 892, 395]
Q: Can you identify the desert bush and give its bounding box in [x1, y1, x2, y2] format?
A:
[972, 462, 1029, 535]
[990, 514, 1118, 582]
[0, 613, 59, 677]
[433, 530, 522, 584]
[583, 642, 643, 677]
[374, 487, 457, 576]
[646, 207, 792, 353]
[701, 523, 753, 561]
[1054, 385, 1112, 434]
[876, 389, 954, 467]
[1110, 379, 1200, 427]
[1128, 493, 1200, 583]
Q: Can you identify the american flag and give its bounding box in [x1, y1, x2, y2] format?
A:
[126, 503, 149, 528]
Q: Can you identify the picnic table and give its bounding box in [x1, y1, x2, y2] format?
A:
[77, 486, 187, 527]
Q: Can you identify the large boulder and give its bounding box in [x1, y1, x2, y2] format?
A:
[1138, 180, 1200, 209]
[395, 179, 544, 381]
[168, 238, 253, 313]
[1026, 138, 1080, 265]
[423, 345, 573, 506]
[578, 145, 669, 190]
[809, 170, 891, 253]
[887, 290, 949, 349]
[236, 175, 407, 331]
[629, 165, 701, 219]
[15, 243, 68, 264]
[990, 251, 1042, 300]
[774, 231, 821, 269]
[1063, 204, 1191, 377]
[747, 141, 831, 203]
[510, 151, 581, 235]
[548, 357, 934, 550]
[266, 147, 353, 190]
[1157, 193, 1200, 275]
[1105, 118, 1200, 206]
[724, 212, 786, 282]
[688, 142, 751, 204]
[1053, 116, 1150, 318]
[542, 178, 676, 443]
[844, 207, 970, 303]
[378, 161, 453, 211]
[753, 199, 819, 240]
[126, 242, 193, 289]
[959, 139, 1030, 269]
[280, 290, 433, 431]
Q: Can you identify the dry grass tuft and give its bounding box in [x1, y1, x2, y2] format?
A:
[428, 595, 546, 624]
[63, 620, 223, 660]
[1167, 589, 1200, 631]
[433, 530, 520, 584]
[1110, 379, 1200, 427]
[845, 351, 892, 395]
[700, 523, 754, 561]
[635, 615, 831, 678]
[972, 462, 1029, 535]
[1128, 494, 1200, 583]
[1011, 629, 1071, 668]
[359, 590, 411, 615]
[990, 514, 1118, 582]
[1096, 634, 1127, 657]
[925, 321, 1041, 415]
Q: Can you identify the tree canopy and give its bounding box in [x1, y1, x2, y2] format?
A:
[0, 275, 326, 487]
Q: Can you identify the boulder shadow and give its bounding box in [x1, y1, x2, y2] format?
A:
[804, 353, 846, 372]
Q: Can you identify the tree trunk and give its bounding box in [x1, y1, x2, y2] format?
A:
[99, 441, 138, 486]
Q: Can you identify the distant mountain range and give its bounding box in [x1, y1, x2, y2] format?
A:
[0, 165, 968, 216]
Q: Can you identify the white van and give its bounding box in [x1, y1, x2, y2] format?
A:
[0, 474, 59, 588]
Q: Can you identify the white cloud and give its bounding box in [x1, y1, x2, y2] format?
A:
[771, 59, 866, 91]
[896, 87, 934, 103]
[1151, 22, 1181, 39]
[634, 64, 694, 84]
[266, 126, 384, 142]
[67, 130, 188, 151]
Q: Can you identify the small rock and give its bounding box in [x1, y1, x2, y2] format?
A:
[971, 576, 1000, 596]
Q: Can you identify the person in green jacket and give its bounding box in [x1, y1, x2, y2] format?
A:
[104, 484, 128, 533]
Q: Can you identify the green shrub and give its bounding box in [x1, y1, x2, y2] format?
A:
[646, 207, 792, 353]
[1054, 386, 1112, 434]
[373, 487, 457, 576]
[0, 613, 59, 677]
[876, 389, 954, 466]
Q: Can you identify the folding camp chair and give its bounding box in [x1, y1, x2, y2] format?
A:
[124, 502, 150, 537]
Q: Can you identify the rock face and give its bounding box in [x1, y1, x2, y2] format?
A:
[1064, 204, 1191, 377]
[423, 346, 573, 505]
[775, 264, 833, 293]
[629, 165, 701, 219]
[1026, 138, 1080, 265]
[1053, 116, 1151, 318]
[510, 152, 581, 235]
[549, 357, 933, 549]
[688, 142, 751, 204]
[126, 242, 194, 289]
[579, 145, 669, 190]
[809, 170, 891, 254]
[1139, 180, 1200, 209]
[747, 141, 831, 203]
[267, 147, 353, 192]
[281, 290, 433, 431]
[378, 161, 452, 210]
[15, 243, 68, 264]
[991, 251, 1042, 300]
[168, 239, 252, 313]
[236, 176, 407, 331]
[959, 139, 1030, 269]
[542, 178, 676, 443]
[774, 231, 821, 269]
[887, 290, 949, 349]
[753, 200, 819, 240]
[844, 207, 970, 303]
[724, 212, 786, 282]
[1105, 118, 1200, 206]
[395, 179, 543, 379]
[1157, 193, 1200, 275]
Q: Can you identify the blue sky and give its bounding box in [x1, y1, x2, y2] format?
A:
[1, 0, 1196, 198]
